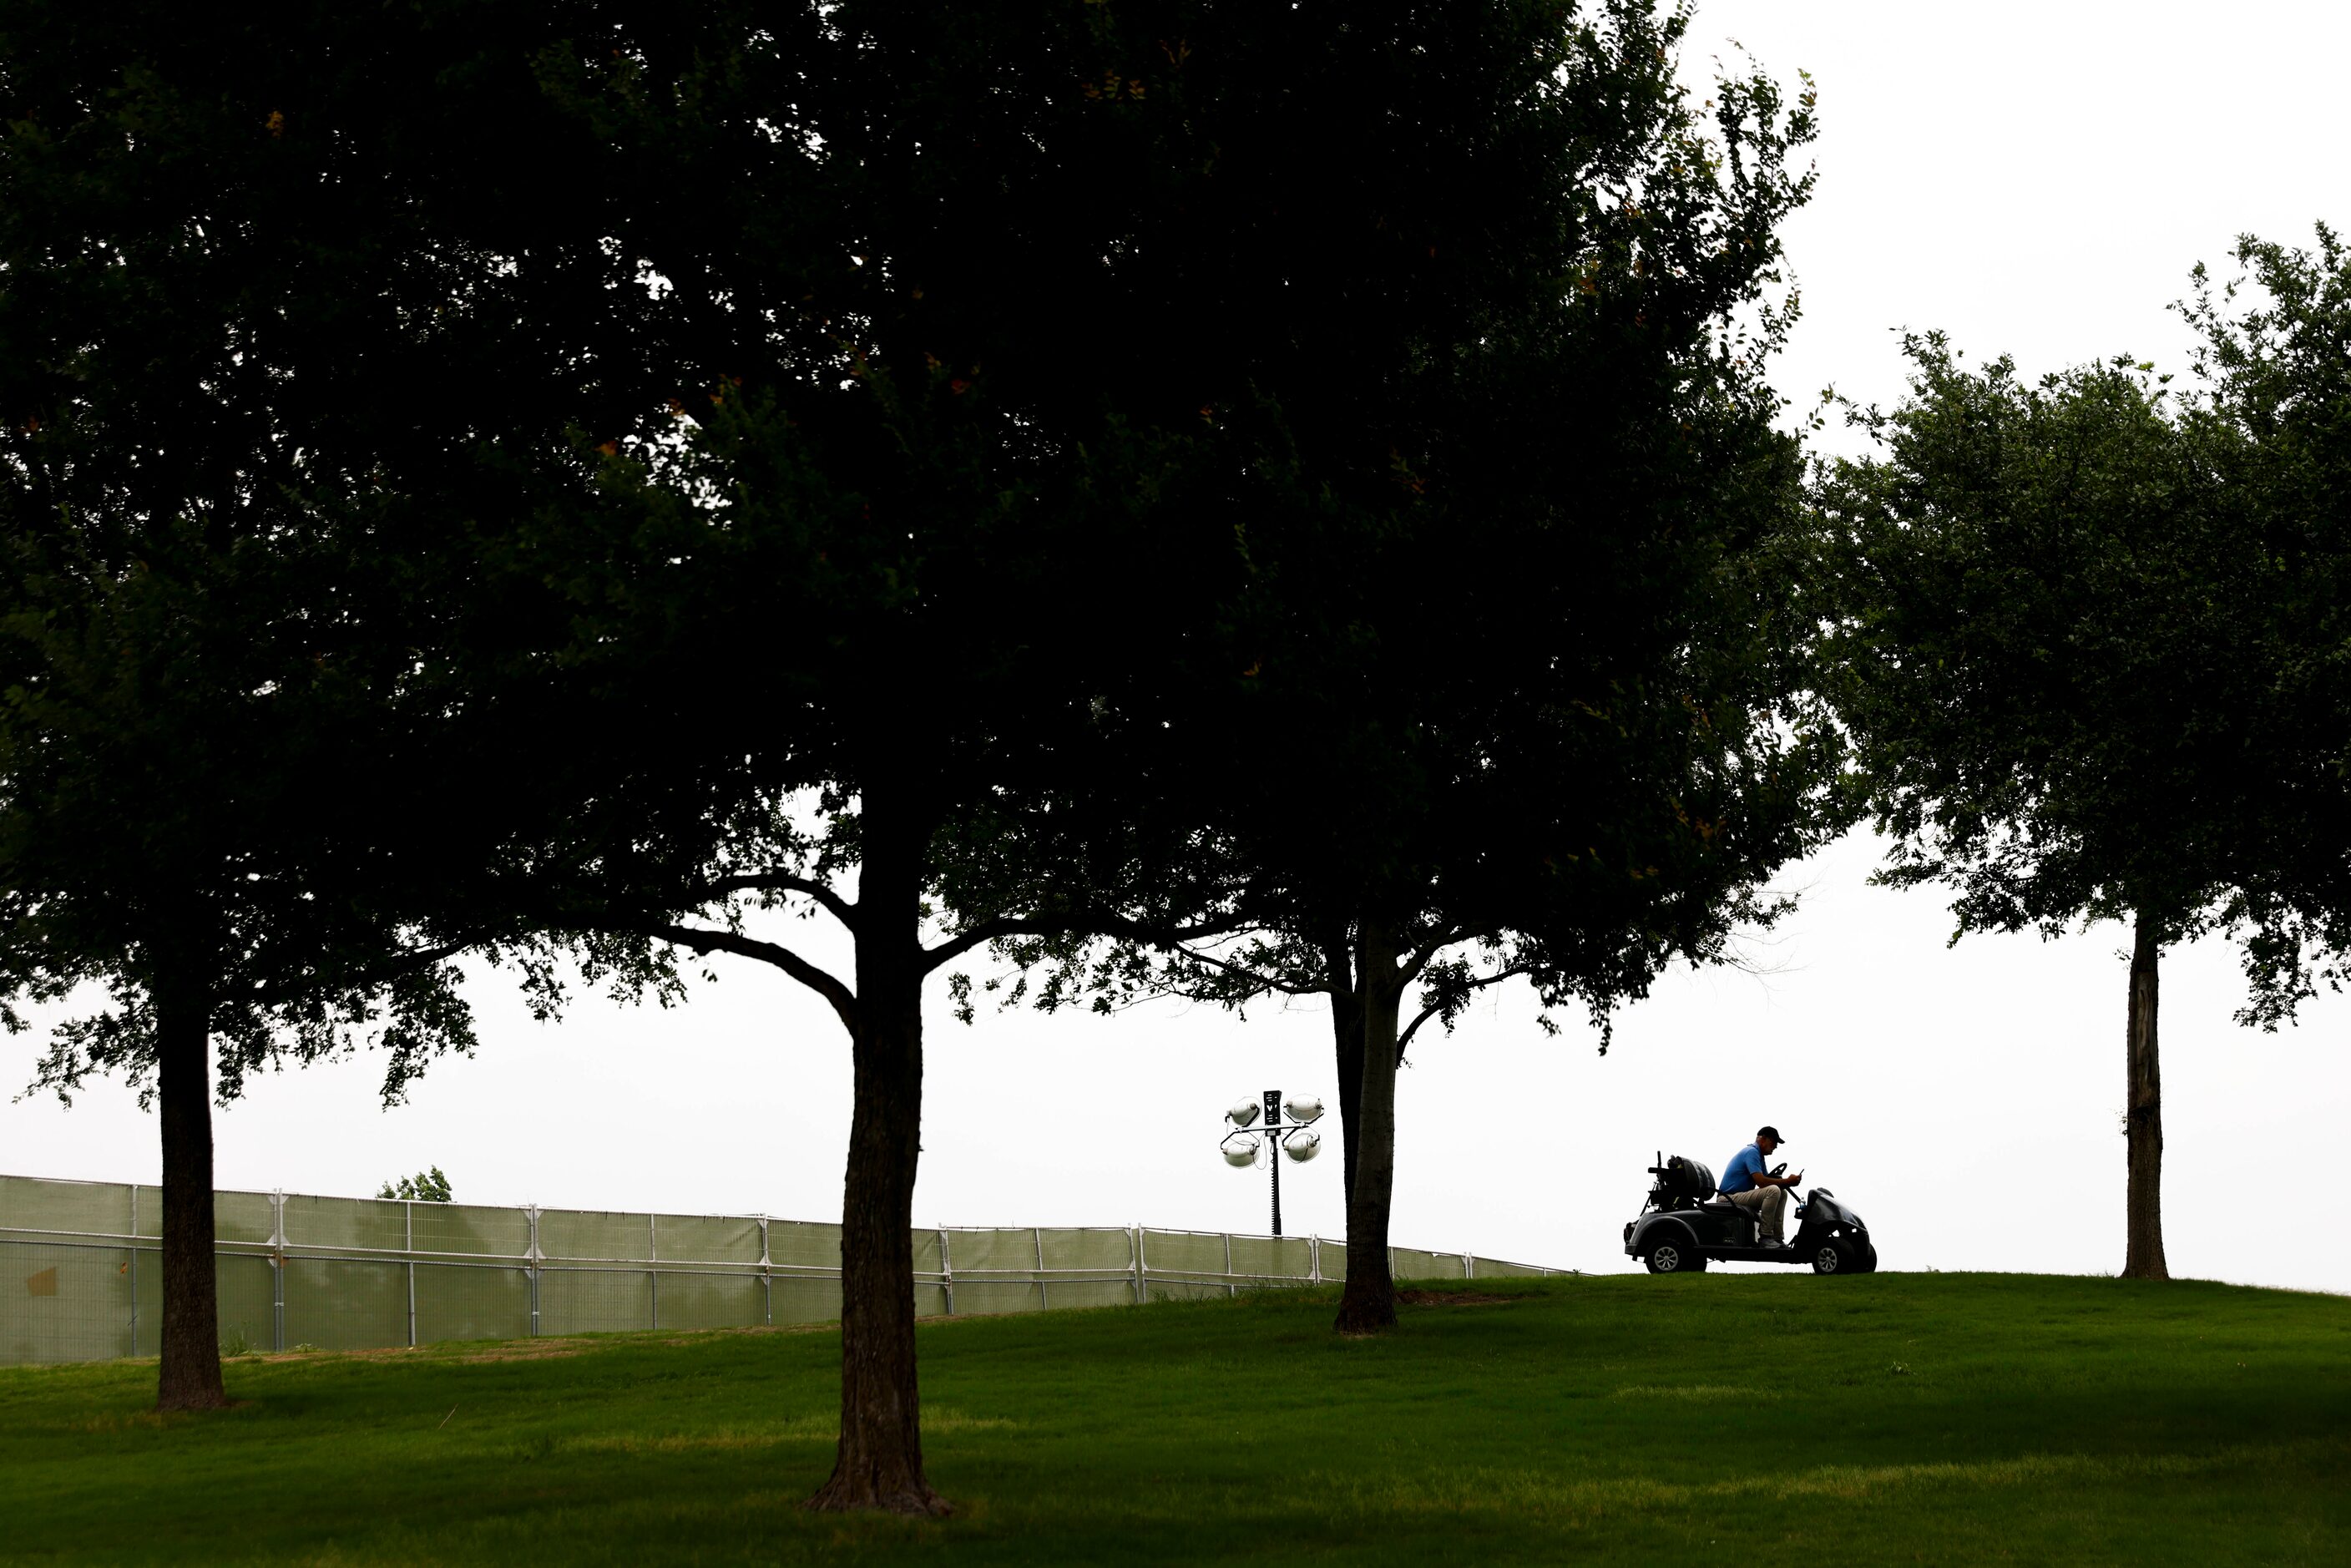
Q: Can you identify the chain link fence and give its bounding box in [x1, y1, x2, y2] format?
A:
[1, 1173, 1564, 1366]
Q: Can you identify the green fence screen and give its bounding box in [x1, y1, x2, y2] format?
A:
[1, 1173, 1565, 1365]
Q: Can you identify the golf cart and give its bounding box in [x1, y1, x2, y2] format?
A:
[1622, 1151, 1877, 1275]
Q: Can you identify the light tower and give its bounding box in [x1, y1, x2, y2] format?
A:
[1217, 1089, 1324, 1237]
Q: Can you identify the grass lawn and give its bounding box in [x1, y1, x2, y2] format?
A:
[5, 1272, 2348, 1564]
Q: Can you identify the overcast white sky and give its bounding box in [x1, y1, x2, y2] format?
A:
[8, 2, 2350, 1294]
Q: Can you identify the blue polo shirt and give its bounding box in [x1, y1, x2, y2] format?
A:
[1719, 1142, 1767, 1196]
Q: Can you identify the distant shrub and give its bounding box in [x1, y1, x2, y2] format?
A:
[380, 1166, 453, 1203]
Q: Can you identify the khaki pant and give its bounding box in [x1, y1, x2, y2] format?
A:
[1723, 1185, 1787, 1242]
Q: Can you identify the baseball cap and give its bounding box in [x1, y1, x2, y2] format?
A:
[1757, 1125, 1785, 1143]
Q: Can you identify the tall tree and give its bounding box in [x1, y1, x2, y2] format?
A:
[511, 0, 1252, 1515]
[1814, 332, 2343, 1279]
[995, 0, 1837, 1333]
[0, 1, 649, 1409]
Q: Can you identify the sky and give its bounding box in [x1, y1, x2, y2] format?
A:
[7, 1, 2351, 1294]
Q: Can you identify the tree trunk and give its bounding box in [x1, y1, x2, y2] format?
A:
[807, 792, 948, 1516]
[1322, 930, 1363, 1211]
[2121, 912, 2169, 1281]
[154, 976, 227, 1413]
[1334, 919, 1402, 1334]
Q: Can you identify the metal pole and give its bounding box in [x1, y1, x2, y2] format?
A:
[1034, 1226, 1048, 1310]
[270, 1190, 286, 1352]
[406, 1201, 416, 1348]
[527, 1205, 542, 1337]
[939, 1228, 955, 1317]
[1270, 1142, 1282, 1237]
[127, 1185, 138, 1358]
[1266, 1089, 1282, 1238]
[649, 1212, 658, 1333]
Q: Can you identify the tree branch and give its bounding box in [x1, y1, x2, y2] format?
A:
[244, 938, 476, 1010]
[917, 911, 1251, 976]
[1398, 928, 1464, 989]
[1153, 938, 1327, 999]
[648, 923, 857, 1034]
[1397, 961, 1534, 1055]
[705, 872, 857, 928]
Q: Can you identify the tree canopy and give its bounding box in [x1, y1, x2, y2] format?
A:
[0, 0, 653, 1408]
[2179, 226, 2351, 971]
[486, 0, 1276, 1514]
[1812, 330, 2348, 1277]
[989, 0, 1843, 1333]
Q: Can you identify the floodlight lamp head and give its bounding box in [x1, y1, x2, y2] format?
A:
[1226, 1098, 1261, 1128]
[1221, 1132, 1261, 1167]
[1282, 1128, 1322, 1162]
[1283, 1095, 1324, 1125]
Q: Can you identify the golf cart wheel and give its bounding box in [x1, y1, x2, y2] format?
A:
[1811, 1239, 1857, 1276]
[1859, 1242, 1879, 1274]
[1643, 1237, 1706, 1274]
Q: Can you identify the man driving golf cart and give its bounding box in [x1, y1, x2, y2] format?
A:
[1623, 1130, 1872, 1273]
[1717, 1125, 1802, 1249]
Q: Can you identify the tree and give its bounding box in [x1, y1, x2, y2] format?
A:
[0, 1, 651, 1409]
[503, 0, 1253, 1515]
[994, 0, 1837, 1333]
[1813, 332, 2338, 1279]
[380, 1167, 453, 1203]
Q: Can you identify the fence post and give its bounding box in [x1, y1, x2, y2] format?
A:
[127, 1184, 139, 1358]
[1225, 1232, 1236, 1298]
[526, 1205, 543, 1337]
[406, 1199, 417, 1348]
[1130, 1224, 1141, 1305]
[939, 1228, 954, 1317]
[1034, 1227, 1048, 1311]
[270, 1189, 287, 1352]
[760, 1216, 773, 1328]
[649, 1212, 658, 1333]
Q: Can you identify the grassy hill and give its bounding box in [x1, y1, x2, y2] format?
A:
[6, 1272, 2348, 1564]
